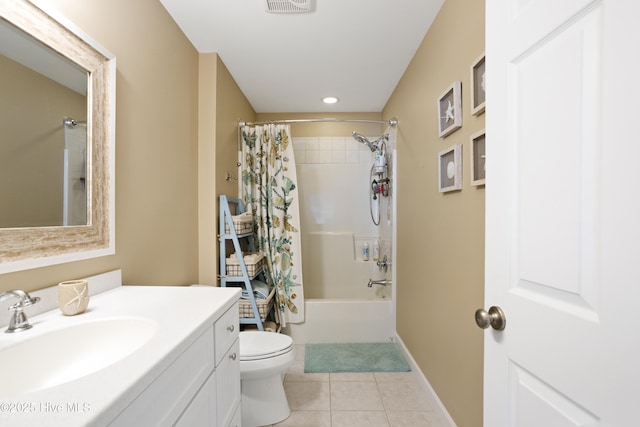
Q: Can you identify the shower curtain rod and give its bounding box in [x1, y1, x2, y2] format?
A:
[238, 117, 398, 127]
[63, 118, 87, 128]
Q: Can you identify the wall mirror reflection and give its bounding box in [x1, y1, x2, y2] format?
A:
[0, 17, 89, 227]
[0, 0, 115, 273]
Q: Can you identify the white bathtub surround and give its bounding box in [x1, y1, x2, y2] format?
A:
[292, 128, 397, 347]
[283, 232, 394, 343]
[292, 135, 378, 166]
[283, 298, 394, 344]
[0, 278, 241, 426]
[303, 232, 389, 300]
[295, 133, 395, 287]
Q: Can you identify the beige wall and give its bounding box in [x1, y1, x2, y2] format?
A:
[0, 0, 200, 291]
[216, 57, 255, 199]
[198, 53, 255, 285]
[382, 0, 485, 426]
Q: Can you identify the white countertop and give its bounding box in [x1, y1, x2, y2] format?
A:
[0, 285, 241, 426]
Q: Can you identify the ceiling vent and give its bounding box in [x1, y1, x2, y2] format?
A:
[264, 0, 312, 13]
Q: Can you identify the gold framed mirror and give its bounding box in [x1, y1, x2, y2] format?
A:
[0, 0, 115, 273]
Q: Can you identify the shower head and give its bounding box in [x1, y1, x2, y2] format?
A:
[352, 132, 377, 152]
[352, 132, 390, 153]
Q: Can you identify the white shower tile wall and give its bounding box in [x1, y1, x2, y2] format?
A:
[295, 134, 390, 299]
[293, 136, 375, 165]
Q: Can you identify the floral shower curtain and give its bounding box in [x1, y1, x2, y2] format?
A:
[240, 124, 304, 326]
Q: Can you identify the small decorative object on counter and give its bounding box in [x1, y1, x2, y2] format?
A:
[58, 279, 89, 315]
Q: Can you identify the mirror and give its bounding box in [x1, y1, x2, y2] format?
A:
[0, 17, 89, 228]
[0, 0, 115, 273]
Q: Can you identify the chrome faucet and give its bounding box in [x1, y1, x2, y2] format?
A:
[0, 290, 40, 333]
[367, 278, 392, 288]
[376, 255, 389, 273]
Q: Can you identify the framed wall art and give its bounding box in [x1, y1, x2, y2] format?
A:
[438, 81, 462, 138]
[470, 129, 486, 186]
[470, 53, 486, 116]
[438, 144, 462, 193]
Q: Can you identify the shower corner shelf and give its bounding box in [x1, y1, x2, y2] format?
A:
[219, 195, 274, 331]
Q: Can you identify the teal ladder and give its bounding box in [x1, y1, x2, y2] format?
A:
[218, 195, 266, 331]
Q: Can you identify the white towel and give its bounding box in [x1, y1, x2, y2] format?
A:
[226, 252, 264, 265]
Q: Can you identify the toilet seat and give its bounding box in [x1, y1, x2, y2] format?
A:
[240, 331, 294, 361]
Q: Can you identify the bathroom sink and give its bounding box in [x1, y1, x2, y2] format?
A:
[0, 318, 157, 398]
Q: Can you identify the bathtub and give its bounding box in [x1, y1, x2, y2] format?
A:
[285, 230, 395, 343]
[282, 297, 395, 343]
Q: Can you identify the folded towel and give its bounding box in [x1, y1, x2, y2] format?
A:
[232, 212, 253, 221]
[226, 252, 264, 265]
[241, 279, 272, 300]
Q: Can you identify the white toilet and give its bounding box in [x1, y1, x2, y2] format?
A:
[239, 331, 295, 427]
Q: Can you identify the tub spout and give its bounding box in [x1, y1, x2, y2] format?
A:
[367, 279, 391, 288]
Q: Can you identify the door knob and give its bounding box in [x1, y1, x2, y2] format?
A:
[475, 306, 506, 331]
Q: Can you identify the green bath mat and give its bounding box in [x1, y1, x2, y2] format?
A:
[304, 342, 411, 373]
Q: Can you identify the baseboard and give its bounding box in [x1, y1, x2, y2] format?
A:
[394, 333, 458, 427]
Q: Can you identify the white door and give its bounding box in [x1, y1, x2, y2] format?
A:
[483, 1, 640, 425]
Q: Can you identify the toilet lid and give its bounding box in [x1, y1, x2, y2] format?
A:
[239, 331, 294, 361]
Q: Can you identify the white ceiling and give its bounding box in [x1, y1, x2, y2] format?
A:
[158, 0, 444, 113]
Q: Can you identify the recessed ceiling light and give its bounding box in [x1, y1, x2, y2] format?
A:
[322, 96, 339, 104]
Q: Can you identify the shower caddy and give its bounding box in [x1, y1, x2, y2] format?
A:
[218, 195, 275, 331]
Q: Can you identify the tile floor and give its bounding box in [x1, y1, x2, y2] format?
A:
[266, 344, 445, 427]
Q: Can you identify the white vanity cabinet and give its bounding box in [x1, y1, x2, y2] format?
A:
[0, 283, 242, 427]
[112, 300, 241, 427]
[214, 303, 241, 426]
[176, 301, 241, 427]
[174, 370, 217, 426]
